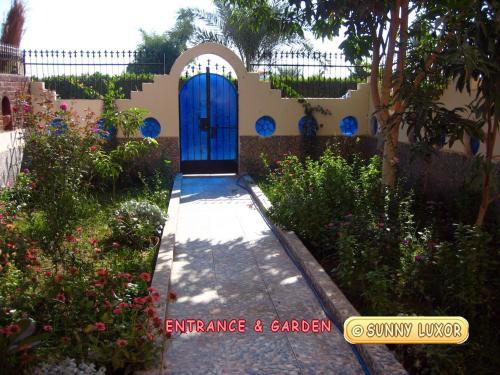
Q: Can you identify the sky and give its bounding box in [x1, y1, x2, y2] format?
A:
[0, 0, 342, 51]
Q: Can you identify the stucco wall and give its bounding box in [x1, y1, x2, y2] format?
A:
[30, 43, 497, 174]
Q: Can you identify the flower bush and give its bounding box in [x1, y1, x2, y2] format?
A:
[110, 199, 167, 249]
[0, 93, 170, 373]
[262, 145, 500, 374]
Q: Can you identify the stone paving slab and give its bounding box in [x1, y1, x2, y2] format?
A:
[163, 176, 365, 375]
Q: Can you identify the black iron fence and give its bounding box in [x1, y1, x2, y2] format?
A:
[21, 48, 372, 99]
[22, 50, 165, 99]
[0, 43, 23, 75]
[250, 51, 371, 98]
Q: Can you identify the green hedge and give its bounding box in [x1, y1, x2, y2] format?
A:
[34, 72, 364, 99]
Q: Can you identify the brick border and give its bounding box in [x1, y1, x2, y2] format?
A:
[241, 175, 408, 375]
[137, 173, 182, 375]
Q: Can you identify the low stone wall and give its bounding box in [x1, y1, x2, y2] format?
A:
[396, 142, 500, 221]
[239, 135, 378, 175]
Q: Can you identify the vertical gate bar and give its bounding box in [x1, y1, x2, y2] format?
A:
[206, 67, 211, 161]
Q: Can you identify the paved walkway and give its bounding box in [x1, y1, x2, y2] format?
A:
[164, 176, 365, 375]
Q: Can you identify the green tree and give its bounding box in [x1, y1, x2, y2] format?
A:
[193, 0, 309, 71]
[441, 0, 499, 225]
[128, 9, 195, 74]
[232, 1, 486, 189]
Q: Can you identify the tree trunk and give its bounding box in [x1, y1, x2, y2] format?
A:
[475, 101, 498, 226]
[382, 120, 400, 187]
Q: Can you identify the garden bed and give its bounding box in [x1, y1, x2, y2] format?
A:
[0, 93, 173, 374]
[256, 144, 499, 375]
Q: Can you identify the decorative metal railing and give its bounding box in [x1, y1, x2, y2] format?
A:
[249, 51, 371, 98]
[20, 48, 372, 99]
[0, 43, 23, 75]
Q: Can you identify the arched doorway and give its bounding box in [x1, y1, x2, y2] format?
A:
[2, 96, 13, 131]
[179, 66, 238, 174]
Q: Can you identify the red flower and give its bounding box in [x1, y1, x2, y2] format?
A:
[95, 322, 106, 331]
[165, 331, 172, 338]
[5, 324, 21, 336]
[144, 306, 156, 317]
[55, 273, 64, 283]
[118, 302, 129, 309]
[89, 145, 98, 152]
[113, 308, 122, 315]
[168, 292, 177, 301]
[147, 287, 157, 293]
[94, 281, 104, 288]
[116, 339, 128, 347]
[151, 291, 161, 302]
[56, 293, 66, 303]
[65, 235, 77, 243]
[139, 272, 151, 282]
[133, 297, 146, 305]
[89, 239, 98, 246]
[60, 102, 68, 111]
[68, 266, 78, 275]
[153, 316, 162, 328]
[97, 268, 108, 278]
[43, 325, 53, 332]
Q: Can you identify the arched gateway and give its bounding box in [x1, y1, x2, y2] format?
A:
[179, 68, 238, 174]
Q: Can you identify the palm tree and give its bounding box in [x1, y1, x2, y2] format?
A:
[192, 0, 310, 71]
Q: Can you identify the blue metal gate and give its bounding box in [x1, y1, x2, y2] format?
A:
[179, 68, 238, 174]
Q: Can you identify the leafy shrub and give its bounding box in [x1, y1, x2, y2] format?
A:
[111, 200, 166, 248]
[263, 146, 381, 258]
[263, 146, 500, 374]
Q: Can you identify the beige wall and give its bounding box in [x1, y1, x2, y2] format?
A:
[30, 43, 497, 159]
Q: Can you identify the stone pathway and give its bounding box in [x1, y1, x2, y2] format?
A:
[164, 176, 365, 375]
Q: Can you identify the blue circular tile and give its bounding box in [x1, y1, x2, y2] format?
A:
[97, 119, 116, 139]
[255, 116, 276, 137]
[298, 116, 319, 136]
[340, 116, 358, 137]
[470, 137, 480, 155]
[140, 117, 161, 138]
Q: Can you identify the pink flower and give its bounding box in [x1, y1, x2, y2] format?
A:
[95, 322, 106, 331]
[89, 239, 98, 246]
[37, 123, 46, 130]
[43, 325, 53, 332]
[415, 255, 423, 262]
[116, 339, 128, 347]
[112, 242, 120, 249]
[23, 104, 31, 113]
[139, 272, 151, 282]
[60, 102, 68, 111]
[113, 308, 122, 315]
